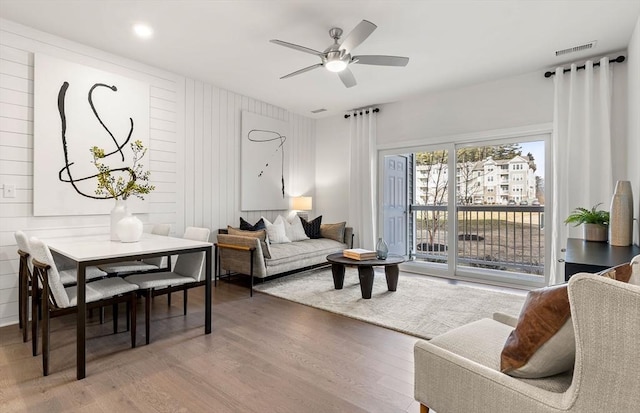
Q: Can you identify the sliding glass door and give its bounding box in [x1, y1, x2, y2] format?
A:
[381, 134, 548, 287]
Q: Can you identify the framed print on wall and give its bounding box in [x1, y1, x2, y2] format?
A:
[241, 111, 290, 211]
[33, 53, 150, 216]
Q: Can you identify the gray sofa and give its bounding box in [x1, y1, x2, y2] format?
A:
[216, 226, 353, 279]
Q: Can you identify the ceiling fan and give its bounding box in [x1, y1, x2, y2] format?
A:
[270, 20, 409, 88]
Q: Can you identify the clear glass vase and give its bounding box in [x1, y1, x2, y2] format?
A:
[376, 237, 389, 260]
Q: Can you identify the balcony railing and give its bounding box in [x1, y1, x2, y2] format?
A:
[411, 204, 545, 276]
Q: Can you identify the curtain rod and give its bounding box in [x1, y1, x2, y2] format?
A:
[544, 55, 625, 78]
[344, 107, 380, 119]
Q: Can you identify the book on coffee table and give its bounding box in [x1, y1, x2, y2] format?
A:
[343, 248, 378, 260]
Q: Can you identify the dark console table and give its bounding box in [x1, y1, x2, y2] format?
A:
[564, 238, 640, 281]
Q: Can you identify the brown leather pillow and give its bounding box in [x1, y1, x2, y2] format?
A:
[500, 284, 574, 378]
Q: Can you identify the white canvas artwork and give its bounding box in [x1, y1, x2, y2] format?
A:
[241, 111, 290, 211]
[33, 54, 150, 216]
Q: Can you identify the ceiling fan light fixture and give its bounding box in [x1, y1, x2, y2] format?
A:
[325, 59, 348, 72]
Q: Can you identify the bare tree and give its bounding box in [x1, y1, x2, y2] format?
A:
[416, 151, 448, 250]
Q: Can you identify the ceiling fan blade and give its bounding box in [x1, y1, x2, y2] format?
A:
[270, 39, 324, 57]
[339, 20, 377, 54]
[353, 55, 409, 67]
[280, 63, 323, 79]
[338, 67, 357, 88]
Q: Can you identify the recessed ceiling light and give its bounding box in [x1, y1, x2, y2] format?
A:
[133, 23, 153, 39]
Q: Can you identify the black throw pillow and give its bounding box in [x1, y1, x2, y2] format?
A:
[300, 215, 322, 239]
[239, 217, 266, 231]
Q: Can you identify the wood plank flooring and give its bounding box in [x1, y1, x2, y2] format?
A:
[0, 277, 425, 413]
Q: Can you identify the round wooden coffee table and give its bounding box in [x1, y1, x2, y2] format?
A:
[326, 253, 406, 299]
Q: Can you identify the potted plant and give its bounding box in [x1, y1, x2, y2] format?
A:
[564, 203, 610, 242]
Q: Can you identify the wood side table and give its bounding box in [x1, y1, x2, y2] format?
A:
[326, 253, 406, 299]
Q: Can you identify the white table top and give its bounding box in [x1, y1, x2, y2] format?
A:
[44, 233, 212, 262]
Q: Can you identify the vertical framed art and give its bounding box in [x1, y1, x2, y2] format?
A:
[240, 111, 290, 211]
[33, 54, 150, 216]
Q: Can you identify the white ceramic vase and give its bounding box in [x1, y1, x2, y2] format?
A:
[609, 180, 634, 246]
[116, 214, 144, 243]
[110, 199, 128, 241]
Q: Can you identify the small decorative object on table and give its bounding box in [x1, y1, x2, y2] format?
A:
[343, 248, 377, 260]
[609, 180, 634, 246]
[376, 237, 389, 259]
[564, 203, 609, 242]
[90, 140, 155, 242]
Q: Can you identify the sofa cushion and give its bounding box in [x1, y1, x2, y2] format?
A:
[500, 283, 574, 378]
[300, 215, 322, 239]
[320, 222, 346, 242]
[239, 217, 266, 231]
[429, 318, 573, 393]
[266, 238, 344, 267]
[227, 227, 271, 259]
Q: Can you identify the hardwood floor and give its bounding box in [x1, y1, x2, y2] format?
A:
[0, 277, 424, 413]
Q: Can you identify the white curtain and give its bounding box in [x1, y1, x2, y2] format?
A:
[550, 58, 614, 284]
[348, 109, 377, 250]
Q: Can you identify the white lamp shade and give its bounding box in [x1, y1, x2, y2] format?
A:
[292, 196, 312, 211]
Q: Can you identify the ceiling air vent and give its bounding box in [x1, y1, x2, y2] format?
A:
[555, 41, 597, 56]
[311, 108, 327, 114]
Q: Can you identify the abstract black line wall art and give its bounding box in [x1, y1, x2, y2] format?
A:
[241, 111, 290, 211]
[33, 54, 149, 216]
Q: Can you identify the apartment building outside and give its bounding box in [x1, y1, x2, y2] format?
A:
[416, 155, 537, 206]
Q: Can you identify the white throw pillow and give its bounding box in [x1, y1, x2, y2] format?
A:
[283, 215, 309, 242]
[263, 216, 291, 244]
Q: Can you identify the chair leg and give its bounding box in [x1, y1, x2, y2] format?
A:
[18, 271, 23, 330]
[31, 285, 39, 357]
[145, 289, 151, 345]
[22, 278, 31, 342]
[420, 404, 429, 413]
[130, 294, 137, 348]
[112, 303, 118, 334]
[167, 291, 171, 306]
[42, 307, 50, 376]
[126, 301, 131, 332]
[183, 289, 188, 315]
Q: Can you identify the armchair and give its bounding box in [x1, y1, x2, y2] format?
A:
[414, 274, 640, 413]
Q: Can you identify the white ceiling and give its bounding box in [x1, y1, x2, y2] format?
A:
[1, 1, 639, 119]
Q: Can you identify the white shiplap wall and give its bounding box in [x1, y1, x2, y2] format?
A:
[0, 19, 317, 327]
[0, 19, 183, 326]
[182, 79, 316, 233]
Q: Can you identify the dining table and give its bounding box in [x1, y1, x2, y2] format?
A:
[43, 232, 213, 380]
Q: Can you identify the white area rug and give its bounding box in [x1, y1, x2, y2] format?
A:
[254, 267, 526, 340]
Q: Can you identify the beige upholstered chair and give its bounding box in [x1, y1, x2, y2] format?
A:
[98, 223, 172, 274]
[29, 237, 139, 376]
[414, 273, 640, 413]
[124, 227, 210, 344]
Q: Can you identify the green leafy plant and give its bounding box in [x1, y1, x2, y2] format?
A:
[90, 140, 155, 200]
[564, 203, 610, 226]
